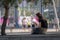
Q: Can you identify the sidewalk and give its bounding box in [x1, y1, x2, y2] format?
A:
[2, 28, 58, 33]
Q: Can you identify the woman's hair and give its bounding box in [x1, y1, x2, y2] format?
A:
[36, 12, 43, 19]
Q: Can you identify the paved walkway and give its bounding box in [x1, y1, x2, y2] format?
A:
[0, 28, 59, 33]
[0, 28, 60, 35]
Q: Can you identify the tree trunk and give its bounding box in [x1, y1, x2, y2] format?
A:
[1, 6, 9, 35]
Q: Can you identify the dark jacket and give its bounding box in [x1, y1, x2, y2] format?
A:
[39, 19, 48, 28]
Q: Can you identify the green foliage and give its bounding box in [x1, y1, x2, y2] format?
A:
[26, 0, 31, 3]
[34, 0, 39, 5]
[0, 0, 22, 7]
[43, 12, 48, 18]
[26, 10, 31, 16]
[43, 0, 53, 6]
[0, 0, 39, 7]
[26, 0, 39, 5]
[9, 0, 16, 6]
[18, 0, 22, 3]
[0, 0, 16, 7]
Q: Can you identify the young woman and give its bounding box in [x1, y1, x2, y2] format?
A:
[32, 12, 48, 34]
[36, 12, 48, 34]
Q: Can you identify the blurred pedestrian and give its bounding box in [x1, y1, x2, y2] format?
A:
[27, 19, 31, 28]
[22, 17, 27, 29]
[9, 15, 15, 32]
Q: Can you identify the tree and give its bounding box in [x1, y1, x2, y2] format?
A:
[42, 0, 53, 7]
[0, 0, 34, 35]
[42, 0, 53, 18]
[27, 0, 39, 5]
[0, 0, 23, 35]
